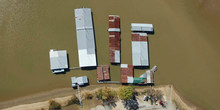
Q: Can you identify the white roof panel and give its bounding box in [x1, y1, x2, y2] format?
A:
[108, 28, 120, 32]
[127, 76, 134, 83]
[49, 50, 68, 70]
[114, 50, 120, 63]
[74, 8, 97, 67]
[131, 23, 153, 32]
[121, 64, 128, 68]
[71, 76, 88, 85]
[75, 8, 93, 30]
[132, 41, 149, 66]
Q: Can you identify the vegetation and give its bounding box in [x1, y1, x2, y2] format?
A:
[95, 87, 116, 102]
[48, 100, 61, 110]
[66, 95, 80, 106]
[118, 86, 135, 101]
[83, 92, 93, 99]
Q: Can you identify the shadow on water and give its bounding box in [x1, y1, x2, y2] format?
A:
[81, 66, 97, 70]
[91, 12, 99, 66]
[133, 66, 150, 69]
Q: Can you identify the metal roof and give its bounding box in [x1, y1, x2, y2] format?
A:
[146, 70, 154, 84]
[71, 76, 88, 86]
[121, 64, 133, 83]
[97, 65, 110, 81]
[75, 8, 97, 67]
[109, 15, 121, 63]
[49, 49, 68, 70]
[108, 28, 120, 32]
[132, 33, 149, 66]
[131, 23, 153, 32]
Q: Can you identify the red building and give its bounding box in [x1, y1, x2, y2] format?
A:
[97, 65, 110, 81]
[108, 15, 121, 63]
[120, 64, 133, 83]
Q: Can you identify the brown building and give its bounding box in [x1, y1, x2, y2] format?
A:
[108, 15, 121, 63]
[97, 65, 110, 81]
[120, 64, 133, 83]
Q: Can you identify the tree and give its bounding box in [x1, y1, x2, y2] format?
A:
[48, 100, 61, 110]
[66, 95, 80, 106]
[83, 92, 93, 99]
[95, 87, 116, 102]
[118, 86, 135, 101]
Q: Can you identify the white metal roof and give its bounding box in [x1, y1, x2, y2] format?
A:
[49, 49, 68, 70]
[75, 8, 97, 67]
[108, 28, 120, 32]
[127, 76, 134, 83]
[121, 64, 128, 68]
[146, 70, 153, 83]
[131, 23, 153, 32]
[114, 50, 120, 63]
[71, 76, 88, 85]
[132, 41, 149, 66]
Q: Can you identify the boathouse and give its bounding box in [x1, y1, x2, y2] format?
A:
[108, 15, 121, 63]
[74, 8, 97, 67]
[71, 76, 89, 87]
[131, 23, 154, 32]
[120, 64, 133, 83]
[132, 33, 149, 67]
[49, 49, 68, 73]
[97, 65, 110, 81]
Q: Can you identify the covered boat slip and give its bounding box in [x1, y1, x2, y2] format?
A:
[108, 15, 121, 64]
[49, 49, 68, 73]
[131, 23, 154, 32]
[75, 8, 97, 67]
[132, 33, 149, 67]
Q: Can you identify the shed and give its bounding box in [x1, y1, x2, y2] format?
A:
[49, 49, 68, 73]
[120, 64, 133, 83]
[131, 23, 154, 32]
[97, 65, 110, 81]
[132, 33, 149, 67]
[74, 8, 97, 67]
[108, 15, 121, 63]
[71, 76, 88, 87]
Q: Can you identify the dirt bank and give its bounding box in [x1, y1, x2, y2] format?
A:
[2, 85, 197, 110]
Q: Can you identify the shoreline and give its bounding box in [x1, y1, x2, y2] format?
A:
[1, 84, 202, 110]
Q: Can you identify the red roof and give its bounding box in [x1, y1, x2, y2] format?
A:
[109, 15, 120, 28]
[132, 33, 148, 41]
[97, 65, 110, 81]
[121, 65, 133, 83]
[109, 15, 121, 63]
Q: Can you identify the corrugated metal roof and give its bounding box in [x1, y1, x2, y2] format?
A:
[71, 76, 88, 86]
[108, 28, 120, 32]
[121, 64, 133, 83]
[97, 65, 110, 81]
[49, 49, 68, 70]
[131, 23, 153, 32]
[75, 8, 97, 67]
[109, 15, 121, 63]
[132, 33, 149, 66]
[114, 50, 120, 63]
[127, 76, 134, 83]
[146, 71, 154, 83]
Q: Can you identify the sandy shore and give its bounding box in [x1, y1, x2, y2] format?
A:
[1, 84, 198, 110]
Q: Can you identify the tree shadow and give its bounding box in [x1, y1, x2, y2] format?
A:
[103, 99, 118, 109]
[123, 96, 139, 110]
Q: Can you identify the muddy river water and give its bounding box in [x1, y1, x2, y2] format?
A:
[0, 0, 220, 110]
